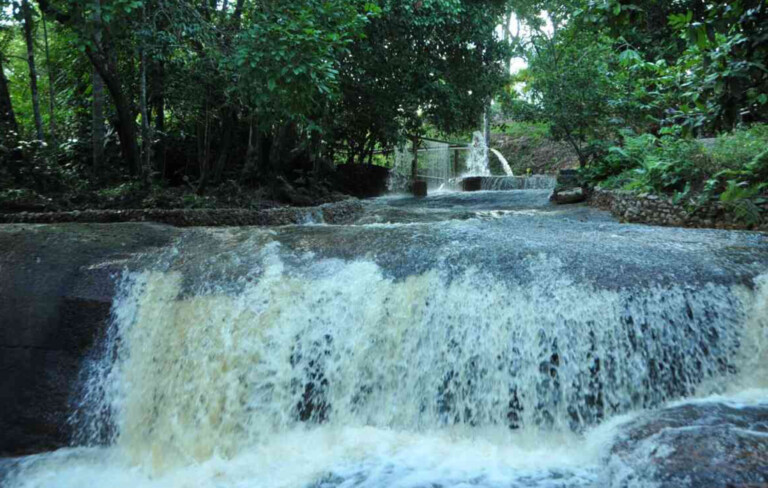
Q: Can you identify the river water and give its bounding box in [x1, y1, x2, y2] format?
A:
[4, 190, 768, 487]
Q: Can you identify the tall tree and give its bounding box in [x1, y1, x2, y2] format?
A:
[0, 55, 19, 145]
[41, 15, 55, 142]
[91, 0, 105, 176]
[38, 0, 141, 175]
[21, 0, 44, 140]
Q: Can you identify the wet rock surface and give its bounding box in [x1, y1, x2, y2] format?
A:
[0, 223, 180, 455]
[1, 190, 767, 459]
[606, 401, 768, 487]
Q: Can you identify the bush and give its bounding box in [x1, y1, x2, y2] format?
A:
[493, 121, 550, 143]
[0, 139, 90, 194]
[582, 125, 767, 226]
[709, 124, 768, 171]
[584, 125, 768, 199]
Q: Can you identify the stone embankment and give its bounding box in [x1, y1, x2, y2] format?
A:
[590, 187, 768, 231]
[0, 199, 364, 227]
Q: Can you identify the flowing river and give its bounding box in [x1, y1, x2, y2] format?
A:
[3, 190, 768, 487]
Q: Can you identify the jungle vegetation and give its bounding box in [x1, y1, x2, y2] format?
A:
[0, 0, 766, 213]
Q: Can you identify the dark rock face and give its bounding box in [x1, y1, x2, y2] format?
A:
[607, 402, 768, 487]
[0, 224, 179, 455]
[461, 176, 483, 192]
[334, 164, 390, 198]
[412, 180, 428, 197]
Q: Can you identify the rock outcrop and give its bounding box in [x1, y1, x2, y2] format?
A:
[550, 187, 586, 204]
[0, 224, 180, 455]
[606, 402, 768, 487]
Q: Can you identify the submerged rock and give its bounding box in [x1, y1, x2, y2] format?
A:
[606, 402, 768, 487]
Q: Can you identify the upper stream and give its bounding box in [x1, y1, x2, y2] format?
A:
[4, 189, 768, 488]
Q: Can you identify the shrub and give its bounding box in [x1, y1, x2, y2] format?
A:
[709, 124, 768, 171]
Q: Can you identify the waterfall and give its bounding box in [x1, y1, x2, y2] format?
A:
[480, 175, 557, 191]
[390, 140, 456, 192]
[465, 132, 514, 177]
[464, 132, 490, 176]
[62, 245, 765, 470]
[5, 210, 767, 488]
[489, 149, 514, 177]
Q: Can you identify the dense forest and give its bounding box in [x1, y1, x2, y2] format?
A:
[0, 0, 766, 216]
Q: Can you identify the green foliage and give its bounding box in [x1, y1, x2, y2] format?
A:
[230, 0, 376, 130]
[494, 121, 550, 142]
[516, 26, 620, 165]
[582, 125, 767, 227]
[572, 0, 768, 136]
[1, 138, 88, 193]
[2, 0, 513, 203]
[586, 133, 704, 197]
[710, 125, 768, 171]
[331, 0, 510, 163]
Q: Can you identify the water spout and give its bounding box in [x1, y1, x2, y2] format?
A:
[490, 148, 514, 177]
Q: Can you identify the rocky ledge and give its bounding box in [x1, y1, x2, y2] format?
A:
[0, 199, 364, 227]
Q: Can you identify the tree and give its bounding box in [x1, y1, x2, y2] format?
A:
[21, 0, 44, 141]
[91, 0, 105, 176]
[331, 0, 510, 163]
[41, 15, 55, 142]
[0, 54, 19, 145]
[520, 25, 617, 166]
[38, 0, 141, 175]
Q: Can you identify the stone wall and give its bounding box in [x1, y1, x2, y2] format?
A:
[589, 188, 768, 231]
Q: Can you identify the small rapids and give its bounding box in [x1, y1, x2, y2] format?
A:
[4, 191, 768, 488]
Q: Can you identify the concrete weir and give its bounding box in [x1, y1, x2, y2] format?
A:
[461, 175, 557, 192]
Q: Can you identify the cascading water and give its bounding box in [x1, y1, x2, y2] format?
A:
[4, 195, 768, 488]
[389, 140, 457, 192]
[489, 149, 515, 177]
[465, 132, 514, 177]
[465, 132, 491, 177]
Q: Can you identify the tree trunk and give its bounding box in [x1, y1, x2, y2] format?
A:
[240, 117, 258, 182]
[96, 58, 140, 176]
[152, 61, 166, 177]
[483, 102, 491, 167]
[139, 22, 151, 179]
[85, 48, 140, 175]
[37, 0, 139, 174]
[22, 0, 45, 141]
[213, 112, 235, 183]
[91, 0, 105, 177]
[42, 17, 56, 143]
[0, 56, 19, 145]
